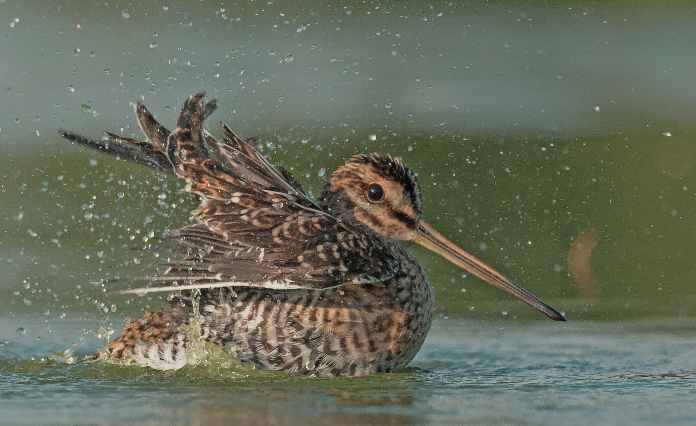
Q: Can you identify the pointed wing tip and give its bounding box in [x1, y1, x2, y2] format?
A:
[110, 288, 148, 296]
[59, 129, 82, 141]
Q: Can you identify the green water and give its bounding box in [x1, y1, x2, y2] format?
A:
[2, 0, 696, 424]
[2, 319, 695, 425]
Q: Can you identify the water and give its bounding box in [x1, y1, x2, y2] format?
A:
[2, 0, 696, 424]
[2, 319, 695, 425]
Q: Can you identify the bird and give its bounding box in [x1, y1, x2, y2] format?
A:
[60, 92, 565, 377]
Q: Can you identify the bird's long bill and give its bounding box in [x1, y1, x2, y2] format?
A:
[412, 220, 566, 321]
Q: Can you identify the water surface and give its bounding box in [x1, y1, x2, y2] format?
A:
[2, 319, 695, 425]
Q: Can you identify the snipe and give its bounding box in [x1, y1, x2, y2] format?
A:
[61, 93, 564, 377]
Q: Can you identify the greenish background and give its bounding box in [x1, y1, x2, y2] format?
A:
[1, 1, 696, 425]
[3, 0, 695, 325]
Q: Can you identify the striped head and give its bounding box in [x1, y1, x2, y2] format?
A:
[318, 153, 566, 322]
[319, 154, 422, 241]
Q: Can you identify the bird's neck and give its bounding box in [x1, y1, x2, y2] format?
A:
[318, 182, 358, 224]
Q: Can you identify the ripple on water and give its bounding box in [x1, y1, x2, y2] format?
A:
[1, 319, 696, 425]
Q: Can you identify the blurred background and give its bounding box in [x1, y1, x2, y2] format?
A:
[1, 0, 696, 350]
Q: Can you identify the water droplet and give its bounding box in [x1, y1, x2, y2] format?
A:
[285, 53, 293, 63]
[68, 84, 75, 93]
[122, 11, 130, 19]
[16, 327, 26, 336]
[369, 134, 377, 141]
[117, 192, 125, 199]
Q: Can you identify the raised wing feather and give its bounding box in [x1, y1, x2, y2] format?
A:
[61, 92, 399, 294]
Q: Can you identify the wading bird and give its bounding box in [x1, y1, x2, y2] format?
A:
[61, 93, 564, 377]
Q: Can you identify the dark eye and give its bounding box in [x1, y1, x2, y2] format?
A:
[367, 183, 385, 202]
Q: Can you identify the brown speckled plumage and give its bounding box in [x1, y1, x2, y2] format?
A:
[61, 93, 564, 377]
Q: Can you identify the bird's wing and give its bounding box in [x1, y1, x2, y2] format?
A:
[61, 92, 399, 294]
